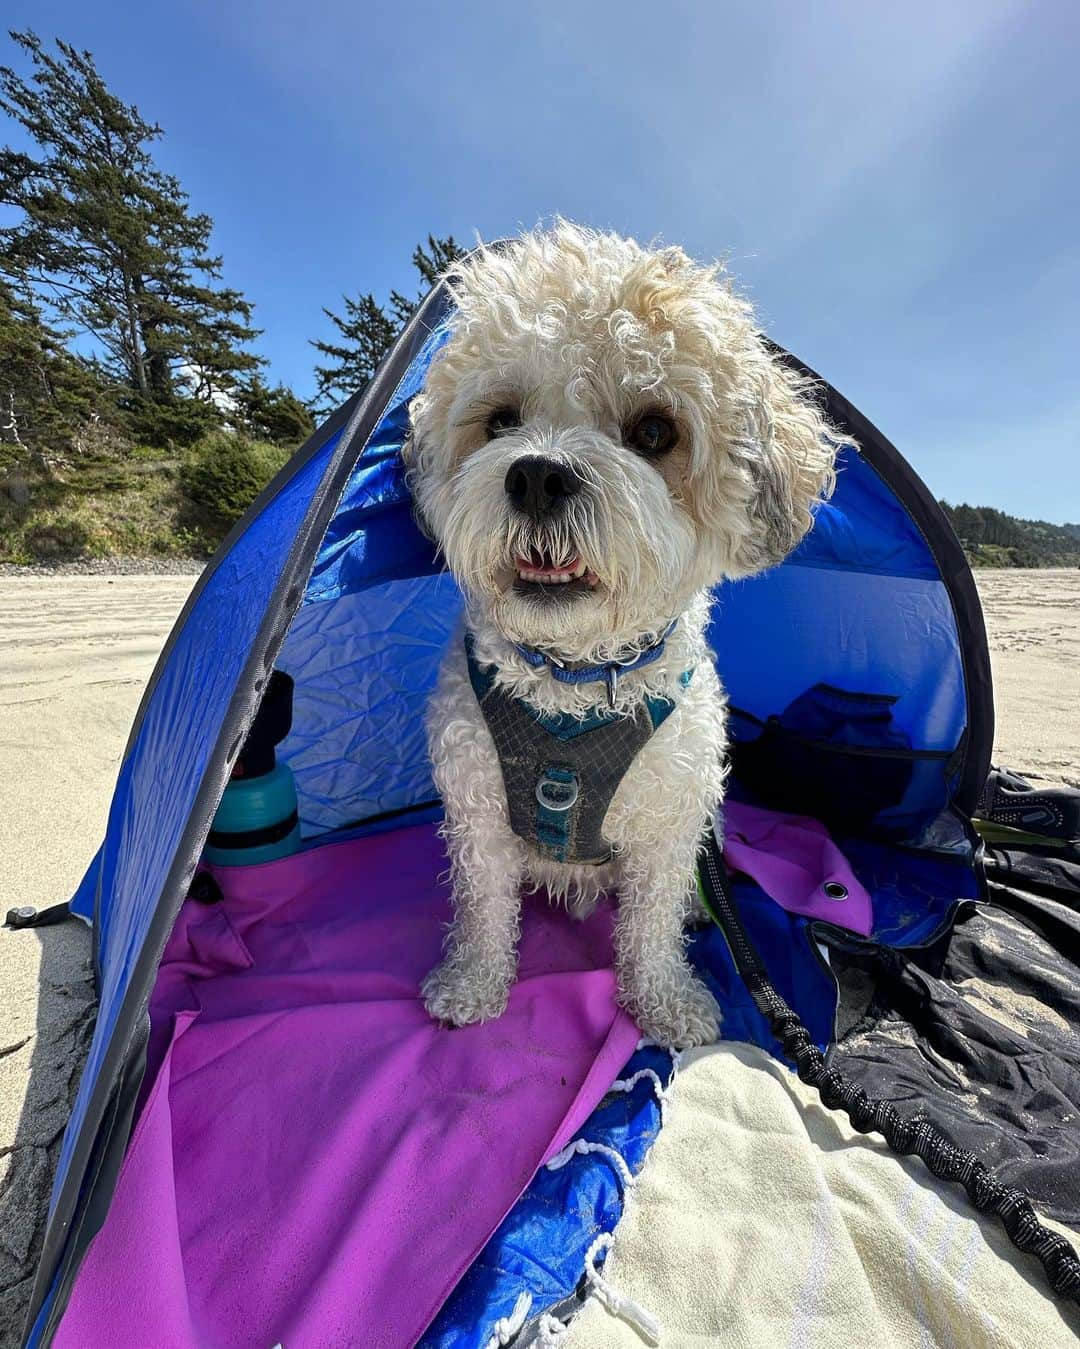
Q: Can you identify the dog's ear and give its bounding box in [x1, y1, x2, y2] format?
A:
[729, 353, 839, 574]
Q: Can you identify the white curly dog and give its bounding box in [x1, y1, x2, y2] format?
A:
[406, 223, 837, 1048]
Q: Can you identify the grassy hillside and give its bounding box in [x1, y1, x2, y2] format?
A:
[0, 436, 290, 565]
[939, 501, 1080, 568]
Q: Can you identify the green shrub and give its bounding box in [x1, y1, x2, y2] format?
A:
[125, 394, 222, 449]
[23, 513, 93, 559]
[180, 432, 290, 528]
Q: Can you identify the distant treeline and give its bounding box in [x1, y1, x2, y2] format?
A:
[939, 501, 1080, 569]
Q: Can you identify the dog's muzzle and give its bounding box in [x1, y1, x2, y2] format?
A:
[504, 455, 583, 522]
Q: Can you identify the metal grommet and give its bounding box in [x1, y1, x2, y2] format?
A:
[536, 775, 579, 812]
[823, 881, 849, 901]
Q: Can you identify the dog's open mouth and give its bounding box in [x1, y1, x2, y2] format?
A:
[512, 548, 599, 599]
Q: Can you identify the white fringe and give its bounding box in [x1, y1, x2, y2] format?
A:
[545, 1138, 636, 1190]
[608, 1067, 670, 1123]
[535, 1312, 570, 1345]
[534, 1046, 680, 1344]
[483, 1290, 533, 1349]
[636, 1036, 684, 1075]
[584, 1232, 662, 1345]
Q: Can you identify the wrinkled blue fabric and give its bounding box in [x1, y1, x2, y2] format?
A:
[712, 566, 965, 752]
[279, 576, 461, 834]
[842, 837, 980, 947]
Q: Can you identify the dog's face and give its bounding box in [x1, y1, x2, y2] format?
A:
[407, 224, 837, 656]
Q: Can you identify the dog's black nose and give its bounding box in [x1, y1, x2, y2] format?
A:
[504, 456, 583, 519]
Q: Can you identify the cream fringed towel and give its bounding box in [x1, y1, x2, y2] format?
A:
[568, 1043, 1080, 1348]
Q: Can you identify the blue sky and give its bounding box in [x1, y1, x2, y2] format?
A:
[4, 1, 1078, 521]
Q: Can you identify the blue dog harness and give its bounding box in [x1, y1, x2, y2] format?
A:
[466, 629, 692, 866]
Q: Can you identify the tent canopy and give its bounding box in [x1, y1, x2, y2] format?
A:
[26, 260, 993, 1345]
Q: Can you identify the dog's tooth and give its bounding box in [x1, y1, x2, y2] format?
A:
[517, 563, 588, 584]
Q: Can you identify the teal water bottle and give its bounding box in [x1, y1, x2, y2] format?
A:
[203, 670, 302, 866]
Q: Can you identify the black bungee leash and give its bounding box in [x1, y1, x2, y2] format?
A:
[696, 833, 1080, 1305]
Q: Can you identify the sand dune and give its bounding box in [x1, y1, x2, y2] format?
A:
[0, 566, 1076, 1345]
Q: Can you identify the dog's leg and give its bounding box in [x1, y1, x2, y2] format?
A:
[601, 658, 728, 1046]
[614, 839, 721, 1049]
[422, 642, 527, 1026]
[423, 807, 527, 1026]
[607, 669, 726, 1048]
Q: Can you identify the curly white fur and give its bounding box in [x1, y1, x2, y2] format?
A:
[407, 222, 838, 1048]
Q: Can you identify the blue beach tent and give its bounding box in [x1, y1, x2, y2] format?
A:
[23, 257, 999, 1346]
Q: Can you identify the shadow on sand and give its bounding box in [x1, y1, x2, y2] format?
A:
[0, 920, 95, 1349]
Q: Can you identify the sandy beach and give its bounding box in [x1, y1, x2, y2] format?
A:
[0, 566, 1077, 1345]
[975, 569, 1080, 788]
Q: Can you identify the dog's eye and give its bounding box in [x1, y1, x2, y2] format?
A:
[485, 406, 521, 438]
[626, 412, 678, 457]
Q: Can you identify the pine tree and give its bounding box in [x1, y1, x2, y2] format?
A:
[0, 272, 104, 464]
[310, 293, 398, 417]
[387, 235, 467, 321]
[0, 31, 261, 441]
[234, 375, 314, 447]
[310, 234, 464, 414]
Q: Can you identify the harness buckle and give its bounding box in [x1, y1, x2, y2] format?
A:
[605, 666, 618, 708]
[536, 774, 579, 812]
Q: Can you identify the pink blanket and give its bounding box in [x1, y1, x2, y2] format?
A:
[55, 823, 640, 1349]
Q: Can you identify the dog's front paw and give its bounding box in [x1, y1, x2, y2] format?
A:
[624, 970, 721, 1050]
[421, 958, 510, 1027]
